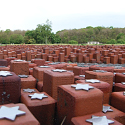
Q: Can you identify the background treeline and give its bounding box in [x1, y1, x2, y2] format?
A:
[1, 20, 125, 44]
[56, 26, 125, 44]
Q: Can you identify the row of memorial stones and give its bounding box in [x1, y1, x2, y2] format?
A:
[0, 58, 125, 124]
[0, 45, 125, 64]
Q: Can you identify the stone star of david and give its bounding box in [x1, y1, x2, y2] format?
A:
[79, 75, 85, 77]
[52, 69, 67, 73]
[39, 66, 50, 68]
[71, 84, 94, 91]
[93, 70, 107, 73]
[102, 105, 113, 113]
[29, 93, 48, 100]
[14, 60, 24, 62]
[0, 106, 26, 121]
[86, 115, 114, 125]
[18, 75, 29, 78]
[23, 88, 36, 93]
[121, 82, 125, 85]
[0, 71, 13, 77]
[86, 79, 100, 83]
[114, 66, 122, 69]
[49, 63, 57, 65]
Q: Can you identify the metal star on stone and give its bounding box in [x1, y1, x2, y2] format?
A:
[86, 115, 114, 125]
[14, 60, 24, 62]
[121, 82, 125, 85]
[0, 106, 26, 121]
[79, 75, 85, 77]
[71, 84, 94, 91]
[52, 69, 67, 73]
[86, 79, 100, 83]
[93, 70, 107, 73]
[18, 75, 29, 78]
[29, 93, 48, 100]
[23, 88, 36, 93]
[39, 66, 50, 68]
[0, 71, 13, 77]
[102, 105, 113, 113]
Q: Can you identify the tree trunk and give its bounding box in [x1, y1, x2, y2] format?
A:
[46, 36, 47, 44]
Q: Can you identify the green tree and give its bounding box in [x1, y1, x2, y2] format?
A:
[9, 34, 24, 44]
[35, 19, 52, 44]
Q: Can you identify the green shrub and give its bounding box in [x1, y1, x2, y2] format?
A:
[117, 39, 125, 44]
[106, 39, 116, 44]
[68, 40, 78, 44]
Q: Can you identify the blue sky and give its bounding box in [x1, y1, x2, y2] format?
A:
[0, 0, 125, 33]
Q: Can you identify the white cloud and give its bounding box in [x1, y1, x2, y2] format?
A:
[0, 0, 125, 32]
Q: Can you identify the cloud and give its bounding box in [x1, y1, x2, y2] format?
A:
[0, 0, 125, 32]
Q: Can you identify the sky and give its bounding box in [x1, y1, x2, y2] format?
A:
[0, 0, 125, 33]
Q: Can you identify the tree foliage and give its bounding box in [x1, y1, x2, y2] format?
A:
[1, 22, 125, 44]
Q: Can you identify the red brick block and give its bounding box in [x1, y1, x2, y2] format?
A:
[53, 57, 59, 62]
[43, 70, 74, 100]
[115, 73, 125, 83]
[31, 54, 35, 59]
[0, 72, 21, 104]
[65, 47, 71, 56]
[102, 50, 109, 56]
[0, 103, 40, 125]
[85, 71, 114, 93]
[111, 92, 125, 113]
[47, 55, 53, 61]
[70, 55, 76, 62]
[33, 66, 55, 81]
[21, 56, 26, 60]
[36, 53, 41, 58]
[0, 66, 10, 71]
[71, 112, 123, 125]
[29, 63, 37, 68]
[57, 84, 103, 125]
[19, 75, 36, 89]
[36, 81, 43, 92]
[31, 59, 45, 66]
[93, 52, 100, 62]
[29, 68, 33, 75]
[59, 53, 64, 62]
[87, 53, 93, 61]
[83, 56, 89, 63]
[10, 60, 29, 75]
[47, 63, 67, 69]
[104, 57, 110, 64]
[114, 83, 125, 92]
[110, 55, 118, 64]
[17, 54, 21, 59]
[114, 67, 125, 73]
[89, 65, 114, 72]
[76, 79, 110, 104]
[73, 66, 89, 75]
[0, 59, 7, 66]
[21, 92, 56, 125]
[103, 104, 125, 125]
[43, 48, 49, 54]
[77, 53, 83, 63]
[41, 53, 47, 61]
[3, 55, 8, 59]
[54, 50, 59, 56]
[0, 53, 3, 59]
[26, 51, 31, 61]
[74, 75, 85, 82]
[6, 57, 16, 66]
